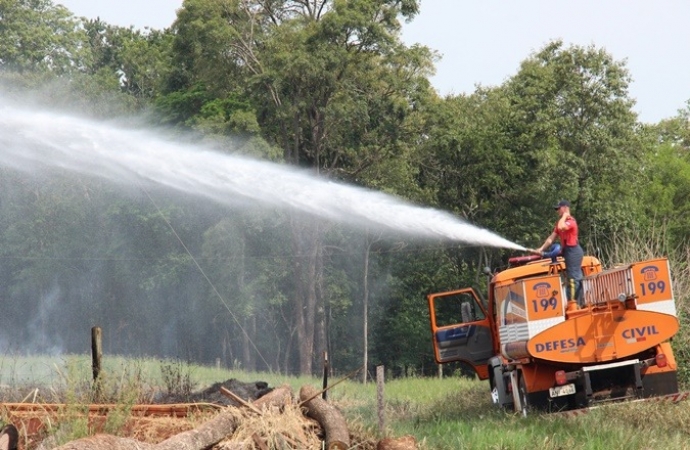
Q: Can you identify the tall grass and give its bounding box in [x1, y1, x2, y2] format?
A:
[338, 375, 690, 450]
[0, 353, 319, 403]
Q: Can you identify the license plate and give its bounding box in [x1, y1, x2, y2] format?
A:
[549, 383, 576, 398]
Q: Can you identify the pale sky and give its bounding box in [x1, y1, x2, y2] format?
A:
[57, 0, 690, 124]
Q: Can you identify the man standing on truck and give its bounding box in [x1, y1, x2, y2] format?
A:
[531, 200, 584, 307]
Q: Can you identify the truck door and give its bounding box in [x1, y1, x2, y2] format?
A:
[427, 288, 494, 379]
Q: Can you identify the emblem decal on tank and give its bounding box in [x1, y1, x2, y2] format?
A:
[640, 265, 659, 281]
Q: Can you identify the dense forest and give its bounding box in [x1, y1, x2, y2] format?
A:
[1, 0, 689, 380]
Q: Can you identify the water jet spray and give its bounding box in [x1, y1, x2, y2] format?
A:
[0, 102, 525, 251]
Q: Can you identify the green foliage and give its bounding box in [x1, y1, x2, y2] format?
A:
[82, 19, 173, 97]
[0, 4, 172, 113]
[155, 82, 216, 126]
[418, 91, 534, 240]
[637, 105, 690, 245]
[420, 40, 644, 251]
[168, 0, 433, 176]
[0, 0, 88, 74]
[670, 248, 690, 386]
[655, 100, 690, 148]
[502, 41, 642, 244]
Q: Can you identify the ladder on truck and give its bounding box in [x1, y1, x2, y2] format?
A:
[581, 266, 633, 363]
[581, 265, 634, 308]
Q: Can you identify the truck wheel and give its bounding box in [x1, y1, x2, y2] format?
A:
[489, 373, 497, 402]
[491, 365, 513, 410]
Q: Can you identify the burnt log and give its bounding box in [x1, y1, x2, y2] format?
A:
[299, 385, 350, 450]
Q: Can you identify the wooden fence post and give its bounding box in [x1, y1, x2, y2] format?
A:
[322, 351, 329, 400]
[376, 365, 385, 433]
[91, 326, 102, 399]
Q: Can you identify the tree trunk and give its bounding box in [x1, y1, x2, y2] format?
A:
[299, 385, 349, 450]
[291, 216, 321, 375]
[362, 239, 370, 384]
[48, 435, 155, 450]
[362, 233, 380, 384]
[238, 233, 255, 372]
[291, 217, 307, 375]
[314, 238, 327, 376]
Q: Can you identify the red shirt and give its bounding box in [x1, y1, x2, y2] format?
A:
[554, 216, 579, 247]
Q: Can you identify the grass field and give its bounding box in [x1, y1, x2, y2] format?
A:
[1, 355, 690, 449]
[332, 375, 690, 450]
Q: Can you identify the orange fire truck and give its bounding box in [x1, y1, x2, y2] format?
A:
[427, 253, 682, 414]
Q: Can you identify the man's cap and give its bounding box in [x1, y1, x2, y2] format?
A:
[554, 200, 570, 209]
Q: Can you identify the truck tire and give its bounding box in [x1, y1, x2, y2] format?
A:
[490, 365, 513, 410]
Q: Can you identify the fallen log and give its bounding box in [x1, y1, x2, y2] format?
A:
[154, 408, 238, 450]
[50, 408, 239, 450]
[45, 435, 155, 450]
[299, 385, 350, 450]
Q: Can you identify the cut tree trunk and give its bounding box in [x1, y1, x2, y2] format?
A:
[299, 385, 349, 450]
